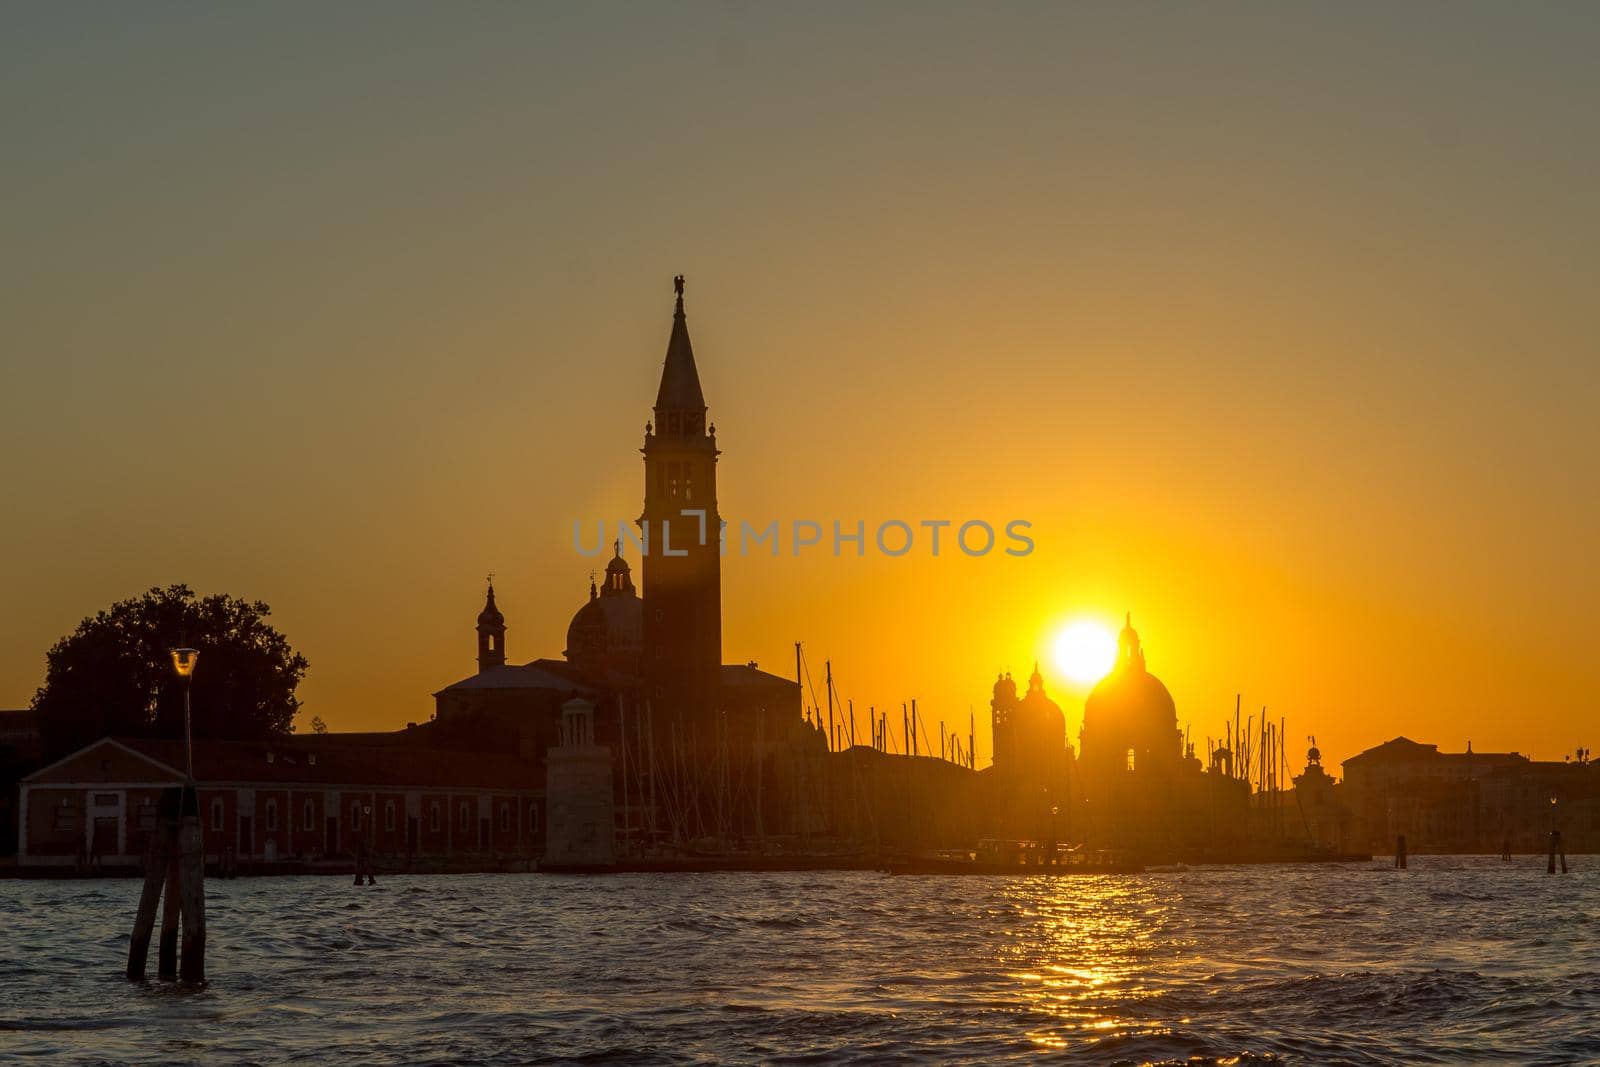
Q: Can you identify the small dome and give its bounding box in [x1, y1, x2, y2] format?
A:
[601, 543, 636, 597]
[1308, 745, 1322, 764]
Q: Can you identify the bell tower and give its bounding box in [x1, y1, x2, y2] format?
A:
[476, 579, 506, 673]
[640, 276, 723, 733]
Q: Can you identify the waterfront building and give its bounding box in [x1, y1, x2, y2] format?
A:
[1340, 737, 1600, 853]
[17, 735, 542, 870]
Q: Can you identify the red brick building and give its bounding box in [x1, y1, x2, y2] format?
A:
[18, 736, 543, 869]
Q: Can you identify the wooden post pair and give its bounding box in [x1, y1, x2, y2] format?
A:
[1548, 830, 1568, 874]
[127, 786, 206, 983]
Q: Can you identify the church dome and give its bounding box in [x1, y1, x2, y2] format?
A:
[1080, 614, 1181, 770]
[563, 543, 642, 676]
[1084, 666, 1177, 734]
[1019, 663, 1067, 749]
[564, 595, 642, 665]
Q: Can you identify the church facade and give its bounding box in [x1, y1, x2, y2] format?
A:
[431, 280, 804, 853]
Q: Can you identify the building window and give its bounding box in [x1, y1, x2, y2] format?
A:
[459, 803, 470, 832]
[384, 801, 396, 832]
[529, 803, 539, 833]
[430, 802, 441, 832]
[265, 799, 278, 832]
[303, 799, 315, 832]
[93, 793, 118, 806]
[1126, 748, 1137, 772]
[352, 801, 362, 830]
[211, 798, 224, 832]
[499, 803, 510, 832]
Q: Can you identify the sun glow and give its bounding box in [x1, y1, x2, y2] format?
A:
[1052, 620, 1117, 685]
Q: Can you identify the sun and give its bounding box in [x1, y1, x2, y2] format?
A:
[1051, 619, 1118, 685]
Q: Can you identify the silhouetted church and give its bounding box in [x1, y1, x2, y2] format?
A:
[430, 281, 804, 852]
[1075, 614, 1249, 851]
[986, 665, 1075, 838]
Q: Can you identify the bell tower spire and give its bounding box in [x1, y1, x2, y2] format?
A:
[476, 575, 507, 673]
[654, 274, 707, 434]
[640, 275, 722, 737]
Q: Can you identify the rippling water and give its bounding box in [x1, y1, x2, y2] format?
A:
[2, 857, 1597, 1065]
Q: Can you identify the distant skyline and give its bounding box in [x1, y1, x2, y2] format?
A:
[2, 4, 1596, 770]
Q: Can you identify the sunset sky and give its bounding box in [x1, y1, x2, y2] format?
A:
[2, 4, 1596, 771]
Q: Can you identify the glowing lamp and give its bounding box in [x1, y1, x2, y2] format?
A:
[170, 648, 200, 678]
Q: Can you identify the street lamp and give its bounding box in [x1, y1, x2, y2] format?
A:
[359, 802, 375, 886]
[169, 648, 199, 782]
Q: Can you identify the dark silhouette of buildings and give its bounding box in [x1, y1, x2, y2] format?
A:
[17, 280, 1587, 869]
[1335, 737, 1599, 853]
[429, 280, 802, 860]
[987, 666, 1074, 840]
[1073, 615, 1250, 852]
[18, 735, 544, 871]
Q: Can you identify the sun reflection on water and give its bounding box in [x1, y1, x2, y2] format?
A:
[993, 875, 1191, 1054]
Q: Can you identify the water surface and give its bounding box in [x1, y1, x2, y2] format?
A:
[2, 857, 1596, 1064]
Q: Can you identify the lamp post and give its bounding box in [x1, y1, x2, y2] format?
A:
[360, 802, 375, 886]
[161, 646, 206, 983]
[169, 648, 199, 783]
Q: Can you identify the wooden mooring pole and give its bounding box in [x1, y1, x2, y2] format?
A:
[178, 792, 207, 982]
[126, 797, 176, 981]
[1395, 833, 1407, 869]
[1548, 829, 1567, 874]
[126, 785, 206, 983]
[159, 845, 181, 979]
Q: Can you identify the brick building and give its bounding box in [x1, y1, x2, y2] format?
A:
[18, 735, 542, 869]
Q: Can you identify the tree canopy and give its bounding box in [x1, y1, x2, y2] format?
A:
[31, 585, 308, 759]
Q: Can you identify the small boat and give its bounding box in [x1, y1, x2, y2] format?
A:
[884, 839, 1143, 876]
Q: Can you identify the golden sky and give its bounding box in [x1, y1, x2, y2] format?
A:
[2, 5, 1596, 770]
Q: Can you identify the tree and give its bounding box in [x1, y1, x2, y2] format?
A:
[32, 584, 308, 759]
[310, 715, 328, 735]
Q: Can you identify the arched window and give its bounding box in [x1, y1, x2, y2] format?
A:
[1125, 748, 1137, 772]
[302, 799, 315, 831]
[265, 798, 278, 832]
[429, 801, 441, 832]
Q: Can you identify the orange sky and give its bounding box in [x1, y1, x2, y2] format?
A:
[2, 6, 1596, 771]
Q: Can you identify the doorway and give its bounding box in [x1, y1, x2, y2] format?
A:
[91, 817, 117, 859]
